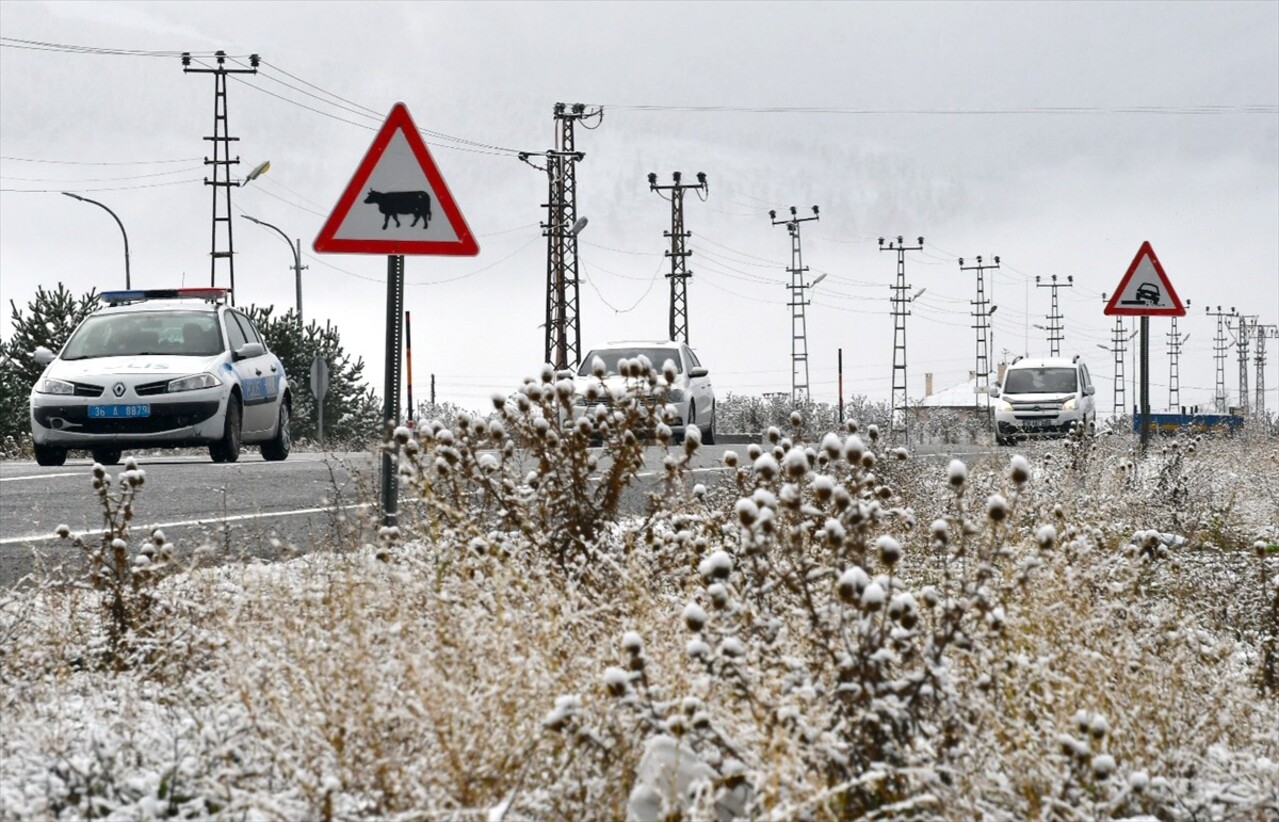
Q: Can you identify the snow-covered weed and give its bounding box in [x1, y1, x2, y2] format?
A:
[1, 400, 1277, 820]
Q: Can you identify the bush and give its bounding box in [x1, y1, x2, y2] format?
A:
[1, 386, 1276, 819]
[0, 284, 99, 445]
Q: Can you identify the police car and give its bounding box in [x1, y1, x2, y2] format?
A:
[29, 288, 291, 466]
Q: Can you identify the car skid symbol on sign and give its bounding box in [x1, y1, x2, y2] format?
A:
[1121, 283, 1161, 306]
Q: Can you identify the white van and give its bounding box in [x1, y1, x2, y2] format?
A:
[990, 355, 1096, 445]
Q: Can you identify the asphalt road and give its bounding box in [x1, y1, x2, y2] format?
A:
[0, 439, 987, 589]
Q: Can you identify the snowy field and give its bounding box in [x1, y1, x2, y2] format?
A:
[2, 378, 1277, 820]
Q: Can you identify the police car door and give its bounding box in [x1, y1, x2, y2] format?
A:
[224, 311, 275, 435]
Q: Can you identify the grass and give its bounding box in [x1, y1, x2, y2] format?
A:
[1, 372, 1277, 820]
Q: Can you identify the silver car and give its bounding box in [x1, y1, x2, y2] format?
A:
[571, 340, 715, 443]
[29, 288, 291, 466]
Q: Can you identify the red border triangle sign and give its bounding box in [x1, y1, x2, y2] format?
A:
[314, 103, 479, 256]
[1104, 241, 1185, 316]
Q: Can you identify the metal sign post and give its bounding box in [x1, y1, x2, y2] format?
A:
[310, 355, 330, 443]
[1139, 316, 1151, 450]
[382, 255, 405, 526]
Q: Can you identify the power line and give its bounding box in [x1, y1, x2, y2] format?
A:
[1, 155, 203, 166]
[591, 102, 1278, 116]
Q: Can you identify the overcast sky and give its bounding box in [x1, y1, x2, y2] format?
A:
[2, 1, 1276, 417]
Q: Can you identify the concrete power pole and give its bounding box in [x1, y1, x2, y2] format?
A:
[1036, 274, 1073, 357]
[182, 50, 259, 306]
[880, 235, 924, 441]
[1166, 307, 1190, 411]
[520, 102, 602, 371]
[1206, 306, 1234, 412]
[960, 255, 1000, 428]
[1256, 324, 1277, 417]
[773, 207, 821, 403]
[1233, 313, 1257, 415]
[649, 172, 708, 343]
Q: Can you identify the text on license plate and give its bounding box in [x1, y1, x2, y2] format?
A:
[89, 404, 151, 419]
[1022, 419, 1052, 428]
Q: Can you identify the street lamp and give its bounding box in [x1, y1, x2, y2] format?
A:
[62, 192, 130, 288]
[241, 214, 307, 324]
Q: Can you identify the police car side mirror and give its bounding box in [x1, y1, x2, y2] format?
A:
[1085, 385, 1095, 396]
[988, 385, 1000, 398]
[690, 367, 709, 378]
[32, 346, 55, 366]
[234, 342, 265, 361]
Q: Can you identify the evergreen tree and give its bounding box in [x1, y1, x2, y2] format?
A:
[242, 305, 382, 446]
[0, 284, 99, 442]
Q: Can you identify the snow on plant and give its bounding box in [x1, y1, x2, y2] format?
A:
[51, 458, 180, 668]
[2, 395, 1277, 820]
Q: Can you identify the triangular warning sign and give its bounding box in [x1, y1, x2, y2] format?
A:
[314, 103, 479, 256]
[1104, 241, 1185, 316]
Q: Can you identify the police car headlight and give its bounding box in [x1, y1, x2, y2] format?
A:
[997, 399, 1013, 412]
[1061, 398, 1078, 412]
[37, 378, 75, 395]
[572, 393, 586, 407]
[167, 372, 222, 393]
[668, 388, 686, 402]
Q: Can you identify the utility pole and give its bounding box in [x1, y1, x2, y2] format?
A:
[1232, 313, 1256, 415]
[1166, 302, 1190, 411]
[1206, 306, 1234, 412]
[773, 206, 821, 403]
[960, 255, 1000, 428]
[880, 235, 924, 441]
[182, 50, 260, 306]
[650, 172, 708, 344]
[520, 103, 602, 371]
[1256, 324, 1277, 417]
[1036, 274, 1073, 356]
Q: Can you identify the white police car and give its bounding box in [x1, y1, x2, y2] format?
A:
[29, 288, 291, 466]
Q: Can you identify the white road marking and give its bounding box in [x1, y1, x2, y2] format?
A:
[0, 472, 80, 483]
[0, 502, 372, 546]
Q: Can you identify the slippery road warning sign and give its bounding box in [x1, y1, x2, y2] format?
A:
[1104, 241, 1185, 316]
[314, 103, 479, 256]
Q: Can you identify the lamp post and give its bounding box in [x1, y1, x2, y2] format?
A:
[62, 192, 130, 289]
[241, 214, 306, 325]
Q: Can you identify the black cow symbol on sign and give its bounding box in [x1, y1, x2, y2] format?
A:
[364, 190, 433, 230]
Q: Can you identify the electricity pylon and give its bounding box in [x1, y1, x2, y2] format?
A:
[182, 50, 260, 305]
[773, 206, 821, 403]
[960, 254, 1000, 427]
[649, 172, 708, 343]
[1036, 274, 1072, 356]
[520, 102, 602, 370]
[880, 235, 924, 441]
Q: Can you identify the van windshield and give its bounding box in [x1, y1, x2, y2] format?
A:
[1003, 367, 1077, 394]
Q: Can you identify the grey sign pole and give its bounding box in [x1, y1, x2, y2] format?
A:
[1139, 316, 1151, 451]
[310, 355, 330, 443]
[381, 255, 406, 526]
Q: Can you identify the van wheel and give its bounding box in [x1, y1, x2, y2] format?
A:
[34, 444, 67, 467]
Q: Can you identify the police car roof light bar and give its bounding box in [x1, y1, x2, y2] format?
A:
[100, 287, 230, 305]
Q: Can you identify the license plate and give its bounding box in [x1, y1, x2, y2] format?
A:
[89, 404, 151, 419]
[1022, 419, 1052, 429]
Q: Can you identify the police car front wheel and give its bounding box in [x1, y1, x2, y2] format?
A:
[210, 398, 242, 463]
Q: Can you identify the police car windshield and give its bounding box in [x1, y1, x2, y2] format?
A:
[62, 311, 223, 360]
[1003, 367, 1077, 394]
[578, 348, 682, 377]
